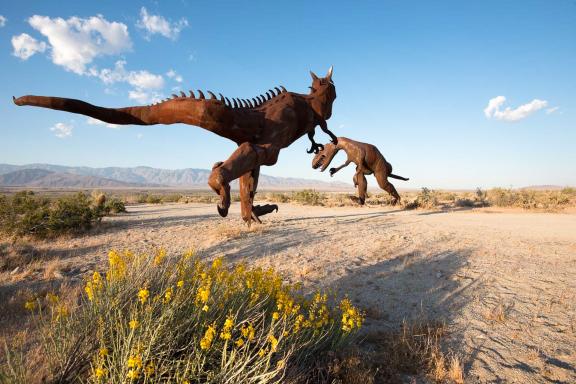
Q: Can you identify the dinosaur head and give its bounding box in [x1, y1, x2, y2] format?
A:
[312, 142, 339, 172]
[309, 66, 336, 120]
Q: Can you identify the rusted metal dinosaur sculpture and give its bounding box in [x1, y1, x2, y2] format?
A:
[13, 67, 338, 225]
[312, 137, 409, 205]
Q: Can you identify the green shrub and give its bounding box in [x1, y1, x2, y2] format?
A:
[0, 191, 126, 238]
[6, 250, 363, 383]
[291, 190, 325, 206]
[105, 198, 127, 214]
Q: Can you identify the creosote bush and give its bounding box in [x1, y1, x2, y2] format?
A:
[5, 250, 363, 383]
[291, 190, 326, 206]
[0, 191, 109, 239]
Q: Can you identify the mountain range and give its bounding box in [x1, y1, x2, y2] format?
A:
[0, 164, 352, 190]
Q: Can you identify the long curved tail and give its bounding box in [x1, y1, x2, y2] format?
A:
[389, 173, 409, 181]
[13, 95, 162, 125]
[12, 94, 234, 129]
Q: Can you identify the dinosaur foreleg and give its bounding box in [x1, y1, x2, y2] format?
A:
[319, 120, 338, 144]
[208, 143, 279, 218]
[329, 160, 351, 177]
[306, 131, 324, 154]
[375, 169, 401, 205]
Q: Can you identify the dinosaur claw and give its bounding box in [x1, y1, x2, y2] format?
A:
[217, 204, 229, 217]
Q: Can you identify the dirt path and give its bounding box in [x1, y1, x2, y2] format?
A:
[4, 203, 576, 383]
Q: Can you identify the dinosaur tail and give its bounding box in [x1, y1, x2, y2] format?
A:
[12, 95, 234, 129]
[389, 173, 409, 181]
[13, 95, 162, 125]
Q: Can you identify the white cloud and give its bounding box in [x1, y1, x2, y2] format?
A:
[91, 60, 164, 90]
[545, 106, 560, 115]
[86, 117, 119, 129]
[484, 96, 549, 122]
[50, 122, 73, 138]
[11, 33, 47, 60]
[27, 14, 131, 74]
[128, 89, 163, 104]
[166, 69, 183, 83]
[0, 15, 6, 27]
[137, 7, 188, 40]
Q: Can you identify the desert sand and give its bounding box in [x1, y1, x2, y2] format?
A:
[4, 202, 575, 383]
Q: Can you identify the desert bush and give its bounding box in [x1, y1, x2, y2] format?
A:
[454, 198, 475, 208]
[160, 193, 183, 203]
[291, 190, 326, 206]
[265, 192, 290, 204]
[405, 188, 439, 210]
[0, 191, 103, 239]
[104, 198, 127, 214]
[4, 250, 364, 383]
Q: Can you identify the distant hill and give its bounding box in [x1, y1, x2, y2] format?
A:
[0, 169, 144, 188]
[0, 164, 352, 190]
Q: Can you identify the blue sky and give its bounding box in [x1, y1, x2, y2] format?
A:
[1, 0, 574, 189]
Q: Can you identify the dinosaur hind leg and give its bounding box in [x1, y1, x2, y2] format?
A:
[355, 171, 368, 205]
[239, 167, 278, 227]
[208, 143, 279, 218]
[375, 170, 401, 205]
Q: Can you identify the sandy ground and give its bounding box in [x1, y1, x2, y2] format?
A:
[3, 202, 576, 383]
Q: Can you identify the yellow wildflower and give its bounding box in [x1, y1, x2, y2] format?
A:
[138, 288, 149, 304]
[220, 315, 234, 340]
[235, 338, 244, 347]
[202, 305, 209, 312]
[196, 285, 210, 304]
[129, 320, 139, 329]
[46, 292, 59, 304]
[241, 323, 255, 341]
[200, 323, 216, 350]
[24, 300, 36, 311]
[177, 280, 184, 288]
[153, 248, 167, 266]
[127, 355, 143, 369]
[94, 367, 107, 378]
[55, 304, 69, 320]
[99, 347, 108, 357]
[145, 362, 155, 376]
[268, 334, 279, 352]
[211, 257, 223, 270]
[258, 348, 267, 358]
[164, 287, 173, 303]
[127, 369, 140, 380]
[272, 312, 280, 320]
[339, 298, 363, 332]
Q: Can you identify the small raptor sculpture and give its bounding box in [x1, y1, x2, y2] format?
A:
[312, 137, 409, 205]
[13, 67, 338, 225]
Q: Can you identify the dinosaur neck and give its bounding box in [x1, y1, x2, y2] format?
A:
[305, 93, 333, 121]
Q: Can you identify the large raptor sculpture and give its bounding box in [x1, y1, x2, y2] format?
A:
[312, 137, 409, 205]
[13, 67, 338, 225]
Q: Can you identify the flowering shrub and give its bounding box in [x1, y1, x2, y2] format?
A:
[16, 249, 363, 383]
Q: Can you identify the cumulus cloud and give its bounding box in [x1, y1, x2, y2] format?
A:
[484, 96, 549, 122]
[50, 122, 73, 138]
[90, 60, 164, 90]
[546, 106, 560, 115]
[0, 15, 6, 27]
[128, 89, 163, 104]
[86, 117, 119, 129]
[137, 7, 188, 40]
[27, 14, 131, 74]
[11, 33, 47, 60]
[166, 69, 183, 83]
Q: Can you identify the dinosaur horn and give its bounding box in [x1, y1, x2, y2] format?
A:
[197, 90, 205, 99]
[265, 92, 272, 100]
[232, 98, 238, 108]
[180, 91, 186, 97]
[310, 71, 319, 81]
[269, 89, 276, 96]
[260, 94, 266, 102]
[326, 66, 333, 80]
[225, 97, 232, 107]
[207, 91, 217, 100]
[241, 99, 249, 108]
[247, 99, 254, 108]
[274, 87, 282, 95]
[188, 90, 195, 98]
[280, 85, 287, 93]
[255, 96, 262, 104]
[219, 93, 225, 102]
[172, 94, 179, 99]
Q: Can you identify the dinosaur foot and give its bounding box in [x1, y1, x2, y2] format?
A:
[216, 183, 231, 217]
[244, 204, 279, 227]
[349, 196, 365, 205]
